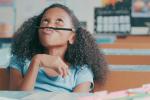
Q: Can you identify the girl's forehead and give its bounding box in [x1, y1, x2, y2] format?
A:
[41, 7, 74, 27]
[43, 7, 70, 18]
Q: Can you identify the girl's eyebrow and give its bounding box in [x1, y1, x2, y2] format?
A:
[41, 16, 65, 21]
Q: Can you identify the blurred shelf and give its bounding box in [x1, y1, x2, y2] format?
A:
[0, 34, 13, 44]
[102, 48, 150, 55]
[116, 35, 150, 43]
[106, 55, 150, 65]
[99, 35, 150, 49]
[109, 65, 150, 71]
[0, 0, 16, 36]
[100, 43, 150, 49]
[96, 71, 150, 92]
[0, 4, 14, 7]
[0, 33, 13, 38]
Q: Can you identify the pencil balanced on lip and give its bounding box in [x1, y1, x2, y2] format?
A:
[37, 26, 76, 32]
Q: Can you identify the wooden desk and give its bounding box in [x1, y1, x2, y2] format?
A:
[0, 68, 9, 90]
[96, 35, 150, 92]
[94, 71, 150, 92]
[106, 55, 150, 65]
[1, 68, 150, 93]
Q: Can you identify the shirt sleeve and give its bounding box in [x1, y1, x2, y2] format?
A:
[8, 55, 23, 73]
[75, 65, 94, 91]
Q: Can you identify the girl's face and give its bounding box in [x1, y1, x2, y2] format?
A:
[38, 7, 75, 48]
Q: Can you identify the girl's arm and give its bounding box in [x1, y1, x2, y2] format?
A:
[73, 82, 91, 92]
[9, 54, 69, 90]
[9, 58, 40, 90]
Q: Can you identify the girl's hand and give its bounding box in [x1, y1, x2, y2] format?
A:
[32, 54, 69, 78]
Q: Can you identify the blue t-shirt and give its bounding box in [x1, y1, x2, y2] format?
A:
[8, 55, 94, 92]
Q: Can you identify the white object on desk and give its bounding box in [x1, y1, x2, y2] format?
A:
[21, 92, 91, 100]
[0, 97, 18, 100]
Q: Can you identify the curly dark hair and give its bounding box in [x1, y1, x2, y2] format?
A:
[11, 3, 108, 84]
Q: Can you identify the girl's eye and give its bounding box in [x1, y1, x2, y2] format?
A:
[56, 18, 64, 25]
[41, 19, 49, 25]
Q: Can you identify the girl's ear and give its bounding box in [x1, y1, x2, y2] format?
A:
[68, 33, 76, 44]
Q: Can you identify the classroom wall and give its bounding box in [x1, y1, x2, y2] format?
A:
[14, 0, 102, 33]
[66, 0, 102, 33]
[0, 0, 148, 34]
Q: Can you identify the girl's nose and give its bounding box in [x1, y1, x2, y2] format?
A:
[47, 21, 55, 27]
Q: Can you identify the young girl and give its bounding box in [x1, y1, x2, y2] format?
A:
[9, 3, 108, 92]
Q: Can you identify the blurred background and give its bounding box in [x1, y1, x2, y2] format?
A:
[0, 0, 150, 92]
[0, 0, 150, 69]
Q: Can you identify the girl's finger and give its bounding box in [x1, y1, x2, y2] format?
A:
[61, 67, 66, 78]
[57, 67, 63, 77]
[64, 65, 69, 76]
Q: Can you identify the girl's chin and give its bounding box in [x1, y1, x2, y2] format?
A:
[43, 43, 65, 48]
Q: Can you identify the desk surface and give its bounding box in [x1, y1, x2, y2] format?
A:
[1, 90, 150, 100]
[0, 91, 33, 99]
[0, 91, 92, 100]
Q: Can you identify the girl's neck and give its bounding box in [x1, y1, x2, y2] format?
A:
[46, 45, 68, 60]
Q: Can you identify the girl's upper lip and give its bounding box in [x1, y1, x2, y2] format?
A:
[42, 28, 55, 35]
